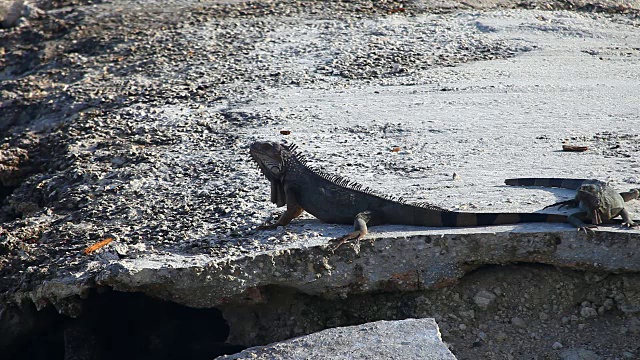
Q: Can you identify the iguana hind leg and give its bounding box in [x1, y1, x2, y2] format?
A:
[332, 210, 383, 250]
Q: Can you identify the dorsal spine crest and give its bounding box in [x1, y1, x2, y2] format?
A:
[283, 143, 446, 211]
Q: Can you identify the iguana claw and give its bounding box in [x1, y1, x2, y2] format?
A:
[622, 221, 639, 228]
[578, 225, 597, 234]
[331, 230, 365, 251]
[257, 223, 281, 230]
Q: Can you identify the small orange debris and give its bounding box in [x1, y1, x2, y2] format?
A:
[562, 145, 589, 152]
[280, 130, 291, 135]
[84, 238, 114, 255]
[391, 147, 401, 152]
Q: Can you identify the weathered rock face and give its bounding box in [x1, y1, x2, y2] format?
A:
[217, 265, 640, 358]
[217, 318, 456, 360]
[93, 228, 640, 309]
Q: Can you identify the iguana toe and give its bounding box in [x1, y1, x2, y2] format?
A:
[331, 230, 365, 251]
[578, 225, 598, 234]
[257, 223, 281, 230]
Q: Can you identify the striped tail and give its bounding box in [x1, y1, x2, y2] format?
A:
[504, 178, 601, 190]
[438, 212, 567, 227]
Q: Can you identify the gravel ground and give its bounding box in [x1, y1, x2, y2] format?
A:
[1, 0, 640, 358]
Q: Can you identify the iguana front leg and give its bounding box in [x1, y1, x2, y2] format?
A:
[258, 188, 304, 230]
[619, 209, 638, 227]
[567, 212, 598, 234]
[618, 190, 639, 227]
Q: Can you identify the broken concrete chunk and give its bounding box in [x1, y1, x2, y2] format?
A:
[216, 318, 456, 360]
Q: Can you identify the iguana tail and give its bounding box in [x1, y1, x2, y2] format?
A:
[504, 178, 601, 190]
[396, 204, 568, 226]
[436, 211, 567, 227]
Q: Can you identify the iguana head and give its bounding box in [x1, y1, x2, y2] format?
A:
[250, 141, 290, 207]
[576, 183, 611, 223]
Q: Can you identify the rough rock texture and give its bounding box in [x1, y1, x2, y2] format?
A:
[216, 318, 456, 360]
[1, 0, 640, 359]
[217, 264, 640, 359]
[94, 228, 640, 309]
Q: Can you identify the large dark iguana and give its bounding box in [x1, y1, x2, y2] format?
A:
[250, 141, 567, 243]
[505, 178, 639, 231]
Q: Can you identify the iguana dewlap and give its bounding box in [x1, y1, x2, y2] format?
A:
[505, 178, 639, 231]
[250, 141, 567, 242]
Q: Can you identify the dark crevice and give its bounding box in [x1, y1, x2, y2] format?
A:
[1, 289, 245, 360]
[0, 185, 19, 205]
[0, 185, 20, 224]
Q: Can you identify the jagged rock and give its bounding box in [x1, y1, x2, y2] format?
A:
[0, 0, 42, 28]
[217, 318, 456, 360]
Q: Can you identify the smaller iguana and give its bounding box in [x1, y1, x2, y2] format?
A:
[250, 141, 568, 244]
[505, 178, 639, 232]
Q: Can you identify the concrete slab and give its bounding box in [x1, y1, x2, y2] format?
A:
[216, 318, 456, 360]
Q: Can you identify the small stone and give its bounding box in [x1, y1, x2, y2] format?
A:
[477, 331, 487, 341]
[459, 324, 467, 330]
[622, 351, 634, 358]
[603, 298, 615, 311]
[111, 157, 126, 165]
[113, 243, 129, 256]
[496, 332, 508, 342]
[539, 312, 549, 321]
[552, 342, 563, 350]
[561, 316, 570, 324]
[459, 310, 475, 320]
[580, 307, 598, 319]
[511, 317, 525, 328]
[474, 290, 497, 310]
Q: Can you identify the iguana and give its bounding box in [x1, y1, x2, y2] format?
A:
[505, 178, 639, 231]
[250, 141, 567, 243]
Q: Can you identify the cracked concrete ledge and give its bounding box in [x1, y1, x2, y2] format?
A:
[216, 318, 456, 360]
[22, 226, 640, 313]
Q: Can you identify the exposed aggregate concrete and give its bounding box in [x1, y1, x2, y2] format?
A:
[217, 318, 456, 359]
[1, 0, 640, 359]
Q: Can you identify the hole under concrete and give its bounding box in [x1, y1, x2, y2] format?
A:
[218, 264, 640, 359]
[1, 289, 245, 360]
[2, 264, 639, 359]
